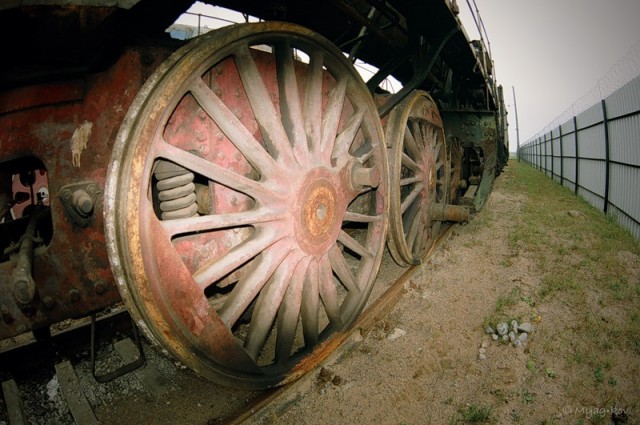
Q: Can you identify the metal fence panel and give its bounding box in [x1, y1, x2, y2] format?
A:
[578, 158, 606, 198]
[545, 134, 553, 177]
[606, 75, 640, 119]
[577, 186, 605, 212]
[610, 204, 640, 240]
[609, 114, 640, 166]
[576, 124, 606, 159]
[609, 163, 640, 225]
[576, 101, 604, 129]
[560, 119, 575, 138]
[562, 157, 576, 192]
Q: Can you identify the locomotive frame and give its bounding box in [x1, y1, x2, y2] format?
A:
[0, 0, 508, 389]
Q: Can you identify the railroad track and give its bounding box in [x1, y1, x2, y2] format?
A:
[0, 227, 452, 425]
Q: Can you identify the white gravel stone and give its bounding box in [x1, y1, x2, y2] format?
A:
[491, 334, 499, 341]
[387, 328, 407, 340]
[46, 376, 59, 401]
[518, 323, 533, 333]
[496, 322, 508, 336]
[508, 331, 516, 342]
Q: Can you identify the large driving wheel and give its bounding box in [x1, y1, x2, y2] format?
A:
[105, 23, 388, 389]
[386, 91, 446, 266]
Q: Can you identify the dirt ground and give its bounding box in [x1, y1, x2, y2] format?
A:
[255, 162, 640, 425]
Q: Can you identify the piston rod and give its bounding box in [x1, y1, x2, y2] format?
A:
[11, 209, 46, 305]
[430, 203, 470, 222]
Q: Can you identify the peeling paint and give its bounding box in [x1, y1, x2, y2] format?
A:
[71, 121, 93, 167]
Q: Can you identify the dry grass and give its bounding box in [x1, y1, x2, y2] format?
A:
[484, 162, 640, 424]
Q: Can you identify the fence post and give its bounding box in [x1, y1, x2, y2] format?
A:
[574, 116, 579, 195]
[559, 124, 564, 186]
[601, 99, 611, 214]
[544, 133, 549, 175]
[550, 129, 554, 179]
[538, 137, 541, 171]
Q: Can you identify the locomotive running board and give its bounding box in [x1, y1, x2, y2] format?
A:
[90, 314, 146, 383]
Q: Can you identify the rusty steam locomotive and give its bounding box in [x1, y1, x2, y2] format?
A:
[0, 0, 508, 389]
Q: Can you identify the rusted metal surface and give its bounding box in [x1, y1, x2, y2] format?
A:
[0, 47, 170, 339]
[430, 203, 469, 222]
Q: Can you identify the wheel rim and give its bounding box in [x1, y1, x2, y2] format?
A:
[104, 23, 388, 389]
[386, 91, 446, 266]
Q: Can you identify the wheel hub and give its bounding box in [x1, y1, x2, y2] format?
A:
[295, 172, 341, 255]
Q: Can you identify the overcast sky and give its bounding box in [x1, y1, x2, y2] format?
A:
[458, 0, 640, 150]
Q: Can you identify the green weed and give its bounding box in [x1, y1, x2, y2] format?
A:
[458, 404, 492, 423]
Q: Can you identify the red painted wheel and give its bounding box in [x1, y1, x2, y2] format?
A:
[105, 22, 388, 389]
[386, 91, 446, 266]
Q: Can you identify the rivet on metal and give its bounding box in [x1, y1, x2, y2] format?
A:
[94, 281, 106, 294]
[43, 296, 56, 310]
[1, 305, 14, 324]
[69, 289, 80, 302]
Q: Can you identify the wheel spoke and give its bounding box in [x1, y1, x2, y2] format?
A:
[304, 51, 324, 154]
[301, 259, 320, 347]
[337, 229, 372, 259]
[218, 238, 292, 327]
[320, 78, 347, 162]
[234, 46, 296, 165]
[400, 176, 421, 186]
[401, 152, 421, 173]
[404, 203, 422, 249]
[318, 254, 342, 327]
[275, 41, 309, 163]
[193, 227, 283, 289]
[403, 125, 422, 159]
[244, 251, 301, 360]
[189, 78, 280, 178]
[155, 142, 278, 202]
[410, 120, 424, 150]
[332, 108, 364, 164]
[275, 258, 310, 365]
[434, 137, 442, 158]
[328, 243, 359, 293]
[412, 219, 426, 254]
[160, 207, 287, 238]
[400, 183, 424, 214]
[354, 144, 374, 164]
[343, 211, 383, 223]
